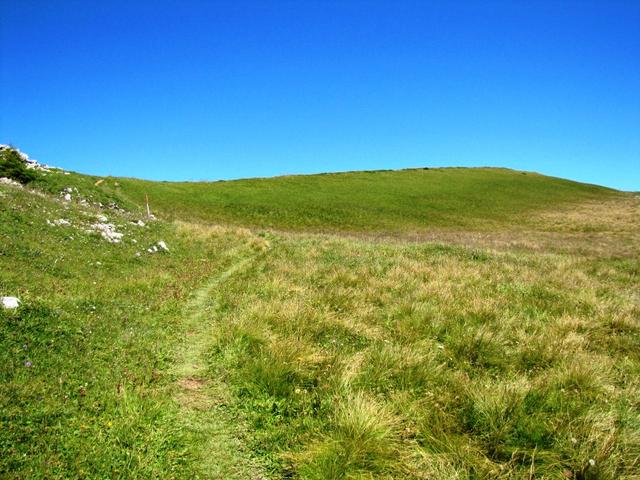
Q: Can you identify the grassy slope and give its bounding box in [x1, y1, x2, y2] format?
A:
[114, 168, 619, 232]
[1, 166, 638, 479]
[207, 232, 640, 479]
[0, 178, 269, 478]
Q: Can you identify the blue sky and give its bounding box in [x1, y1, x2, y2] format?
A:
[1, 1, 638, 190]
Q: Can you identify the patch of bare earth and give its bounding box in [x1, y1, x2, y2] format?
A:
[176, 377, 211, 410]
[178, 376, 206, 391]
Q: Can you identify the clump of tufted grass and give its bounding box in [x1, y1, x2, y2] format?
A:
[297, 392, 401, 479]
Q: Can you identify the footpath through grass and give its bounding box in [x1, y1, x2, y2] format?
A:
[172, 240, 270, 479]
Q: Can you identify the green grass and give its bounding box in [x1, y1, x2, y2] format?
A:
[0, 179, 266, 478]
[203, 235, 639, 478]
[1, 163, 638, 479]
[113, 167, 618, 233]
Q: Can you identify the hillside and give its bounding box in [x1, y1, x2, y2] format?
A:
[113, 167, 618, 233]
[1, 149, 639, 479]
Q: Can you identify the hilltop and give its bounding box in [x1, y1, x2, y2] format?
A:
[2, 144, 623, 236]
[115, 167, 619, 233]
[24, 156, 638, 255]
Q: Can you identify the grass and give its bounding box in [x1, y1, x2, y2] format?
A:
[203, 233, 640, 478]
[172, 244, 269, 479]
[0, 179, 267, 478]
[113, 167, 619, 233]
[1, 160, 638, 478]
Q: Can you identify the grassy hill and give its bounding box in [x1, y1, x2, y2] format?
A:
[1, 156, 638, 479]
[112, 167, 619, 233]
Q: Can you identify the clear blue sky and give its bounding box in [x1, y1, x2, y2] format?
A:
[1, 1, 639, 190]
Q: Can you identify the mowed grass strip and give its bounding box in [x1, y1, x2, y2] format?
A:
[171, 229, 271, 479]
[205, 235, 640, 479]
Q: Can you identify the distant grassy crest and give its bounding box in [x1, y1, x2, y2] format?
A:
[112, 167, 618, 233]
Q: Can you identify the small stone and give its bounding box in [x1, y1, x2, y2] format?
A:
[1, 296, 20, 309]
[63, 193, 71, 201]
[588, 459, 596, 467]
[157, 240, 169, 252]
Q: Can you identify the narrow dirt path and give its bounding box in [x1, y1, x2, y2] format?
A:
[172, 248, 267, 479]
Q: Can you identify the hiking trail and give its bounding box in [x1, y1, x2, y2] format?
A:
[173, 249, 267, 479]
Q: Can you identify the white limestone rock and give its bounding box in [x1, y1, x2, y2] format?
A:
[91, 222, 124, 243]
[1, 297, 20, 309]
[0, 177, 22, 187]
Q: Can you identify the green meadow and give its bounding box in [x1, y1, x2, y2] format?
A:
[1, 154, 638, 479]
[114, 167, 616, 232]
